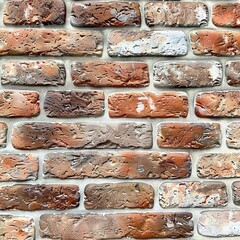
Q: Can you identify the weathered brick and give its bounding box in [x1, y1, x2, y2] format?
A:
[157, 123, 221, 149]
[71, 61, 149, 87]
[0, 90, 40, 117]
[3, 0, 66, 25]
[226, 122, 240, 148]
[190, 30, 240, 56]
[40, 213, 193, 239]
[145, 2, 208, 27]
[0, 154, 38, 181]
[0, 122, 7, 148]
[0, 184, 79, 210]
[232, 181, 240, 206]
[0, 215, 34, 240]
[84, 182, 154, 209]
[108, 92, 188, 118]
[159, 181, 228, 208]
[213, 3, 240, 27]
[108, 30, 188, 56]
[198, 211, 240, 237]
[12, 122, 152, 149]
[44, 152, 191, 179]
[44, 90, 104, 118]
[71, 2, 141, 27]
[226, 61, 240, 86]
[198, 153, 240, 179]
[0, 29, 103, 56]
[1, 60, 66, 86]
[195, 91, 240, 118]
[153, 61, 222, 88]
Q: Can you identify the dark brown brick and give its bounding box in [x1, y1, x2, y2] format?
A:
[0, 29, 103, 56]
[232, 181, 240, 206]
[0, 90, 40, 117]
[12, 122, 152, 149]
[84, 182, 154, 209]
[71, 61, 149, 87]
[71, 2, 141, 27]
[0, 184, 79, 210]
[44, 151, 191, 179]
[108, 92, 188, 118]
[44, 90, 104, 118]
[40, 213, 193, 239]
[0, 154, 38, 181]
[226, 61, 240, 86]
[3, 0, 66, 25]
[157, 123, 221, 149]
[1, 61, 66, 86]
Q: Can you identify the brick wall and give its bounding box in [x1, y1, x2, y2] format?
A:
[0, 0, 239, 239]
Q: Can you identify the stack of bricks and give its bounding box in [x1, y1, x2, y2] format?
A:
[1, 0, 240, 239]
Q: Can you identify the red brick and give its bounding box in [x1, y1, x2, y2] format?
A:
[190, 30, 240, 56]
[0, 216, 34, 239]
[12, 122, 152, 149]
[0, 29, 103, 56]
[213, 3, 240, 27]
[84, 182, 154, 209]
[40, 213, 193, 239]
[0, 122, 7, 148]
[145, 2, 208, 27]
[1, 60, 66, 86]
[3, 0, 66, 25]
[109, 92, 188, 118]
[44, 151, 191, 179]
[0, 90, 40, 117]
[159, 181, 228, 208]
[195, 91, 240, 117]
[157, 123, 221, 149]
[71, 61, 149, 87]
[0, 184, 79, 210]
[226, 61, 240, 86]
[71, 2, 141, 27]
[44, 90, 104, 117]
[0, 154, 38, 181]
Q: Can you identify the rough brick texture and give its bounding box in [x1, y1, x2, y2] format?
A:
[84, 182, 154, 209]
[226, 61, 240, 86]
[44, 152, 191, 179]
[1, 60, 66, 86]
[0, 29, 103, 56]
[232, 181, 240, 206]
[44, 90, 104, 117]
[159, 181, 228, 208]
[12, 122, 152, 149]
[0, 215, 34, 240]
[0, 184, 79, 210]
[108, 92, 188, 118]
[71, 2, 141, 27]
[157, 123, 221, 149]
[71, 61, 149, 87]
[227, 122, 240, 148]
[40, 213, 193, 239]
[0, 122, 7, 148]
[3, 0, 66, 25]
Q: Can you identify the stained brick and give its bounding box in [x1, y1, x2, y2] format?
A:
[71, 61, 149, 87]
[159, 181, 228, 208]
[44, 151, 191, 179]
[226, 122, 240, 148]
[0, 91, 40, 117]
[0, 122, 7, 148]
[108, 30, 188, 56]
[153, 61, 222, 88]
[3, 0, 66, 25]
[40, 213, 193, 239]
[145, 2, 208, 27]
[71, 2, 141, 27]
[84, 182, 154, 209]
[1, 61, 66, 86]
[44, 90, 104, 118]
[0, 29, 103, 56]
[226, 61, 240, 86]
[108, 92, 188, 118]
[0, 184, 79, 210]
[0, 154, 38, 181]
[232, 181, 240, 206]
[12, 122, 152, 149]
[157, 123, 221, 149]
